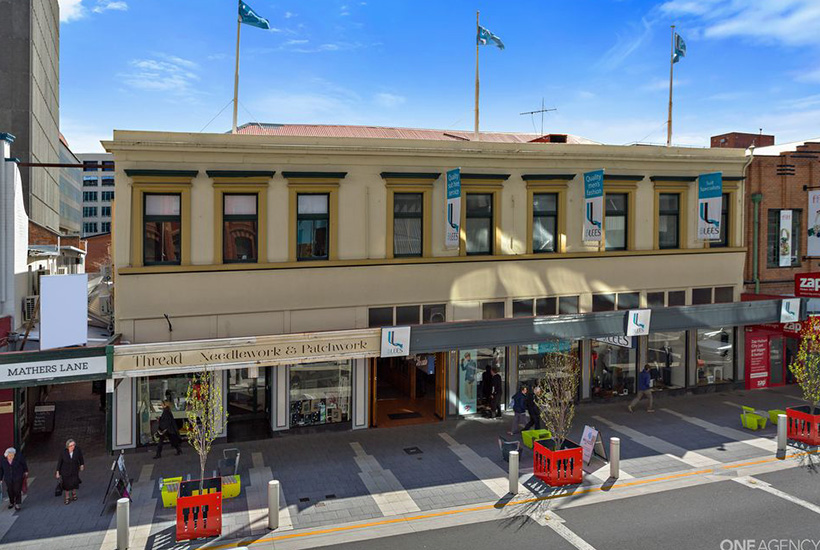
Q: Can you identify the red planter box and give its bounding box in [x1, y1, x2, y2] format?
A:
[533, 439, 583, 487]
[786, 406, 820, 446]
[176, 477, 222, 542]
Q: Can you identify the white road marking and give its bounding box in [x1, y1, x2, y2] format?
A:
[439, 433, 510, 498]
[350, 442, 420, 516]
[592, 415, 720, 468]
[584, 460, 635, 482]
[661, 408, 777, 453]
[733, 476, 820, 515]
[543, 510, 598, 550]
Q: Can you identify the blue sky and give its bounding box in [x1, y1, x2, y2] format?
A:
[58, 0, 820, 152]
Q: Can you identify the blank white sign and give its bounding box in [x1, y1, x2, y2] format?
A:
[40, 274, 88, 350]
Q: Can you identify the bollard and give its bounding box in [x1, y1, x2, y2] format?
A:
[268, 480, 280, 530]
[610, 437, 620, 479]
[116, 497, 130, 550]
[508, 451, 519, 494]
[777, 414, 787, 453]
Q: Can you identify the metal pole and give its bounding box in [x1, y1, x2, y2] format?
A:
[116, 497, 130, 550]
[666, 25, 675, 147]
[474, 11, 480, 141]
[508, 450, 519, 494]
[268, 480, 280, 530]
[610, 437, 620, 479]
[777, 414, 787, 453]
[232, 4, 242, 134]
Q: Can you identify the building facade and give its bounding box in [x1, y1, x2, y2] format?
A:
[102, 127, 792, 449]
[58, 134, 82, 234]
[76, 153, 115, 236]
[0, 0, 62, 232]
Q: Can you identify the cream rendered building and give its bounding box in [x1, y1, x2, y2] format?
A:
[103, 126, 790, 448]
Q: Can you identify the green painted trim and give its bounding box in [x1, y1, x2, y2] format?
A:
[282, 171, 347, 179]
[724, 176, 746, 181]
[0, 373, 108, 391]
[521, 174, 576, 181]
[106, 345, 114, 376]
[0, 346, 107, 365]
[380, 172, 440, 179]
[461, 173, 510, 181]
[605, 175, 644, 181]
[125, 169, 198, 177]
[206, 170, 275, 178]
[649, 175, 697, 182]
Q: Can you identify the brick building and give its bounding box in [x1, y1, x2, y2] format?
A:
[711, 132, 774, 150]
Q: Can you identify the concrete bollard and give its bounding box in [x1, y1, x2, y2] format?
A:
[610, 437, 620, 479]
[268, 480, 280, 530]
[508, 450, 519, 494]
[777, 414, 787, 453]
[116, 497, 130, 550]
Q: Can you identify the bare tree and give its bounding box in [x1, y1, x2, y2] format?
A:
[535, 352, 580, 450]
[185, 369, 226, 488]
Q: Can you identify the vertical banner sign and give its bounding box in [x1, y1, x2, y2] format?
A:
[746, 335, 769, 390]
[808, 190, 820, 256]
[780, 209, 793, 267]
[583, 170, 604, 242]
[458, 350, 478, 414]
[697, 172, 722, 240]
[445, 168, 461, 249]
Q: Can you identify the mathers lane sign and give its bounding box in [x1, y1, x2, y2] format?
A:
[0, 355, 107, 385]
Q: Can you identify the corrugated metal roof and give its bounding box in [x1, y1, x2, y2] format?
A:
[234, 123, 598, 144]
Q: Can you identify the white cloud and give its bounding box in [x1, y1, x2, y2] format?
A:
[284, 39, 309, 46]
[284, 11, 295, 19]
[59, 0, 86, 22]
[577, 91, 595, 100]
[93, 0, 127, 14]
[640, 78, 688, 92]
[596, 17, 653, 71]
[374, 93, 406, 108]
[120, 54, 200, 96]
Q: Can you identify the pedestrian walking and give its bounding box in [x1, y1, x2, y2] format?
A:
[56, 439, 84, 505]
[154, 400, 182, 459]
[629, 364, 655, 413]
[0, 448, 28, 511]
[508, 385, 528, 435]
[522, 385, 542, 431]
[490, 365, 503, 418]
[480, 365, 493, 416]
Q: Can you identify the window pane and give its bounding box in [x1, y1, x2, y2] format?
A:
[714, 286, 734, 303]
[144, 221, 181, 264]
[297, 194, 328, 214]
[533, 193, 557, 213]
[224, 220, 258, 262]
[466, 193, 492, 215]
[290, 361, 351, 427]
[648, 331, 687, 390]
[658, 193, 679, 212]
[396, 305, 420, 325]
[224, 194, 257, 215]
[605, 215, 626, 250]
[559, 296, 579, 314]
[512, 299, 534, 318]
[692, 288, 712, 305]
[466, 218, 491, 254]
[297, 219, 328, 260]
[536, 297, 557, 316]
[617, 292, 640, 310]
[423, 304, 446, 323]
[605, 193, 626, 214]
[368, 307, 393, 327]
[696, 328, 734, 384]
[146, 194, 180, 216]
[592, 294, 616, 312]
[668, 290, 686, 306]
[658, 214, 679, 249]
[647, 292, 665, 308]
[482, 302, 504, 319]
[714, 193, 729, 248]
[394, 193, 422, 215]
[394, 218, 422, 256]
[767, 210, 802, 267]
[533, 216, 557, 252]
[591, 339, 637, 399]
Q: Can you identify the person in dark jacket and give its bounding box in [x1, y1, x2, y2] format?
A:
[490, 366, 503, 418]
[480, 365, 493, 412]
[154, 400, 182, 458]
[508, 386, 528, 435]
[628, 364, 655, 413]
[56, 439, 85, 504]
[522, 385, 542, 431]
[0, 448, 28, 510]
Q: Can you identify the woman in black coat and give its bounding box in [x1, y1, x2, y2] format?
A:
[56, 439, 84, 504]
[0, 448, 28, 511]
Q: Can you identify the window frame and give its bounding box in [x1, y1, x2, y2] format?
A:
[652, 180, 689, 250]
[222, 193, 259, 264]
[295, 193, 330, 261]
[532, 192, 559, 253]
[602, 180, 638, 252]
[766, 208, 802, 268]
[464, 192, 495, 256]
[392, 192, 425, 258]
[604, 192, 629, 251]
[142, 192, 183, 266]
[212, 177, 269, 265]
[83, 191, 98, 202]
[101, 191, 115, 202]
[129, 175, 192, 267]
[384, 176, 434, 259]
[286, 177, 340, 262]
[524, 178, 569, 254]
[709, 182, 738, 248]
[459, 180, 503, 257]
[657, 193, 681, 249]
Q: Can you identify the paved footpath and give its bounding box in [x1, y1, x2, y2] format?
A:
[0, 385, 812, 550]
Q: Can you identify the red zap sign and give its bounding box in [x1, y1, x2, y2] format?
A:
[795, 273, 820, 297]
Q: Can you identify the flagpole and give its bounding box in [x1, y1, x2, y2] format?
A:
[666, 25, 674, 147]
[232, 3, 242, 134]
[474, 11, 480, 142]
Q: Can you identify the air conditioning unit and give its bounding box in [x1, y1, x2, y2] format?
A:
[100, 296, 113, 315]
[22, 296, 38, 323]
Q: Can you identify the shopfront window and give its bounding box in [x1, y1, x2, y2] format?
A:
[289, 361, 351, 427]
[136, 374, 193, 446]
[590, 338, 637, 399]
[696, 328, 734, 385]
[458, 347, 505, 415]
[647, 331, 687, 390]
[518, 340, 580, 391]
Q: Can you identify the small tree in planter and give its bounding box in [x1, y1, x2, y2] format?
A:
[535, 351, 580, 450]
[185, 368, 226, 487]
[788, 317, 820, 445]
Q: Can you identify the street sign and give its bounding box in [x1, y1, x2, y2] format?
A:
[795, 273, 820, 297]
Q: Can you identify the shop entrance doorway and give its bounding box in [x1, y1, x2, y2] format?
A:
[370, 353, 446, 428]
[22, 381, 107, 461]
[227, 368, 271, 442]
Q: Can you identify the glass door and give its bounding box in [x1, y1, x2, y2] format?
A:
[228, 368, 267, 421]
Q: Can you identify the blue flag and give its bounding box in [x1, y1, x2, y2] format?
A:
[672, 32, 686, 63]
[239, 0, 270, 30]
[477, 25, 505, 50]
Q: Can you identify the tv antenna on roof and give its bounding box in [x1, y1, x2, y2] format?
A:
[520, 98, 557, 136]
